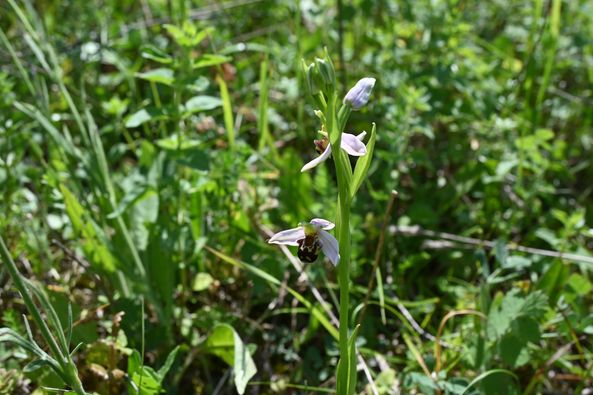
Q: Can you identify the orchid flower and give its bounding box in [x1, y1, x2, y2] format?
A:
[343, 77, 376, 110]
[268, 218, 340, 266]
[301, 131, 367, 172]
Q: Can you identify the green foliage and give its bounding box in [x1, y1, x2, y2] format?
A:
[205, 324, 257, 394]
[1, 0, 593, 394]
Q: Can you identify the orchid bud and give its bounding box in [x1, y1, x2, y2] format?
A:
[304, 63, 321, 96]
[315, 57, 336, 90]
[343, 77, 376, 110]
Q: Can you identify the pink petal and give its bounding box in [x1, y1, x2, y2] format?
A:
[268, 227, 305, 246]
[340, 133, 367, 157]
[310, 218, 335, 230]
[318, 230, 340, 266]
[301, 144, 332, 172]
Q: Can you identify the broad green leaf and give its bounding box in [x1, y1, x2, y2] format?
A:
[136, 68, 174, 85]
[567, 273, 592, 296]
[125, 107, 167, 128]
[499, 334, 529, 367]
[127, 350, 162, 395]
[184, 95, 223, 114]
[206, 324, 257, 395]
[192, 272, 213, 292]
[487, 289, 547, 339]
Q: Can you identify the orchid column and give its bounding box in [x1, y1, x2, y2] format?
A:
[301, 53, 376, 395]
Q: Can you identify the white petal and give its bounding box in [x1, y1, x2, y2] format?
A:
[268, 227, 305, 246]
[318, 230, 340, 266]
[310, 218, 335, 230]
[301, 144, 332, 172]
[340, 133, 367, 157]
[356, 131, 367, 141]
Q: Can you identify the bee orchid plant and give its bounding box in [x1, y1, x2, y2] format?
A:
[268, 51, 376, 395]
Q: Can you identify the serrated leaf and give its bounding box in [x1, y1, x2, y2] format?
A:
[487, 290, 547, 339]
[567, 273, 592, 295]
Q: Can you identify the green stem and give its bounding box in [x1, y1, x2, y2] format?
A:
[327, 91, 354, 394]
[336, 194, 351, 394]
[0, 236, 65, 363]
[0, 235, 87, 395]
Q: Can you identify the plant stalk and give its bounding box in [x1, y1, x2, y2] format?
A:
[0, 235, 87, 394]
[327, 91, 354, 394]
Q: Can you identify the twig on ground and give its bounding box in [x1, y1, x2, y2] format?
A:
[392, 225, 593, 265]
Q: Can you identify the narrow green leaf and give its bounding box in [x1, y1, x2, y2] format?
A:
[460, 369, 518, 395]
[60, 184, 118, 272]
[216, 75, 235, 149]
[206, 247, 338, 339]
[347, 325, 360, 395]
[156, 346, 180, 381]
[350, 122, 376, 198]
[192, 54, 231, 69]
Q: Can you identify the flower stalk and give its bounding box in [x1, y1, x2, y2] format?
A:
[298, 53, 376, 394]
[268, 52, 375, 394]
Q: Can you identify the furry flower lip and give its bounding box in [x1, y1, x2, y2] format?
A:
[343, 77, 376, 110]
[268, 218, 340, 265]
[301, 131, 367, 172]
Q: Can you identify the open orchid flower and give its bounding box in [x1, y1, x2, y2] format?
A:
[268, 218, 340, 266]
[301, 131, 367, 172]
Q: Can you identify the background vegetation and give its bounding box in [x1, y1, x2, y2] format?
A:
[1, 0, 592, 394]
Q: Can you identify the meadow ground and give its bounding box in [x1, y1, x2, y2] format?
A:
[1, 1, 593, 394]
